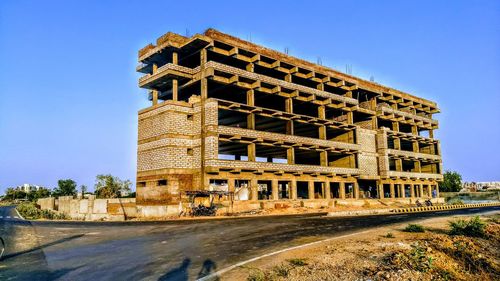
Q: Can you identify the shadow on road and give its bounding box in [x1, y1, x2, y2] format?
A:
[2, 233, 85, 261]
[198, 259, 217, 279]
[157, 258, 218, 281]
[158, 258, 191, 281]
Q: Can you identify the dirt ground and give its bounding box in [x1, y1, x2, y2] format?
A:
[221, 212, 500, 281]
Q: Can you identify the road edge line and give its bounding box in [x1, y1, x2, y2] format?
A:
[14, 206, 25, 220]
[196, 229, 372, 281]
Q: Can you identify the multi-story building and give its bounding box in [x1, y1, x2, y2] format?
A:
[135, 29, 442, 214]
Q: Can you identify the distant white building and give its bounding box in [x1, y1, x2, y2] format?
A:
[16, 183, 41, 193]
[462, 182, 500, 191]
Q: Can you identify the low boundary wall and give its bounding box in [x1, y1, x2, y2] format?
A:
[37, 196, 137, 221]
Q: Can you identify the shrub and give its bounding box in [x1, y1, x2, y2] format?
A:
[409, 243, 434, 272]
[404, 224, 425, 233]
[16, 202, 67, 220]
[272, 264, 290, 277]
[287, 258, 308, 266]
[384, 232, 395, 238]
[17, 202, 42, 219]
[448, 198, 464, 205]
[247, 269, 265, 281]
[449, 216, 486, 237]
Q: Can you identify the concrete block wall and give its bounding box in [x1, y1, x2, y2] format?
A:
[37, 197, 137, 221]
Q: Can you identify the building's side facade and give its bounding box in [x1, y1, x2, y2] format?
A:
[136, 29, 443, 215]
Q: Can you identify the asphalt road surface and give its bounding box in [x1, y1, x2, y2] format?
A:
[0, 205, 498, 281]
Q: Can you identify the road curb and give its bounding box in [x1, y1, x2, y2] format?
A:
[390, 202, 500, 214]
[14, 206, 25, 220]
[326, 202, 500, 217]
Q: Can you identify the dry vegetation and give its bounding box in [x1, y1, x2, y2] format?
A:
[225, 214, 500, 281]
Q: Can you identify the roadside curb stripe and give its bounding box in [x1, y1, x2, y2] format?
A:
[196, 230, 372, 281]
[14, 207, 25, 220]
[391, 202, 500, 214]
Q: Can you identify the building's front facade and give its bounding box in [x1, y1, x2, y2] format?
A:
[135, 29, 442, 214]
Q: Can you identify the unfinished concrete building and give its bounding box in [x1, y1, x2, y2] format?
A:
[135, 29, 443, 215]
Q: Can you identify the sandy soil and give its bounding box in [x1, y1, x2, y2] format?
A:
[221, 211, 500, 281]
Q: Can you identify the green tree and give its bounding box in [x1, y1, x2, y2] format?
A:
[94, 174, 131, 198]
[440, 170, 462, 192]
[4, 188, 27, 200]
[27, 187, 51, 201]
[53, 179, 77, 197]
[80, 185, 87, 196]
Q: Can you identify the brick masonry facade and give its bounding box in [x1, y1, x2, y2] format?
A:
[135, 29, 443, 209]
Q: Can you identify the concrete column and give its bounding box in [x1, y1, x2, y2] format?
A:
[392, 121, 399, 132]
[410, 184, 415, 198]
[271, 180, 279, 200]
[172, 79, 178, 101]
[320, 151, 328, 166]
[290, 180, 297, 200]
[400, 184, 406, 198]
[390, 183, 395, 198]
[250, 179, 258, 201]
[419, 185, 424, 198]
[228, 179, 235, 193]
[394, 138, 401, 150]
[427, 185, 432, 197]
[172, 51, 178, 64]
[395, 159, 403, 171]
[429, 130, 434, 138]
[308, 181, 314, 199]
[435, 183, 440, 198]
[347, 112, 354, 124]
[339, 182, 346, 199]
[413, 141, 419, 153]
[248, 143, 256, 162]
[325, 182, 331, 199]
[152, 63, 158, 74]
[378, 184, 384, 199]
[318, 105, 325, 119]
[287, 147, 295, 164]
[319, 126, 326, 140]
[246, 63, 254, 72]
[247, 114, 255, 130]
[152, 90, 158, 106]
[354, 182, 360, 199]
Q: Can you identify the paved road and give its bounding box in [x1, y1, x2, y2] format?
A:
[0, 206, 498, 281]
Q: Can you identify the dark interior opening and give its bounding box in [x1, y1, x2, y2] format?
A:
[218, 108, 247, 128]
[254, 90, 286, 111]
[255, 144, 287, 163]
[208, 80, 247, 104]
[295, 149, 321, 166]
[294, 121, 319, 138]
[255, 115, 288, 134]
[297, 181, 309, 199]
[218, 140, 248, 161]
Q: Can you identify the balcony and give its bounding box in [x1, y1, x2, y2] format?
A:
[218, 126, 359, 152]
[205, 159, 360, 176]
[384, 171, 443, 181]
[138, 64, 200, 88]
[385, 149, 441, 161]
[204, 61, 358, 106]
[377, 104, 438, 128]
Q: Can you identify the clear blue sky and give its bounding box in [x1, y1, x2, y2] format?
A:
[1, 0, 499, 193]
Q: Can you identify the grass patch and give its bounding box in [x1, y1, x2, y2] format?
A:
[287, 258, 308, 266]
[384, 243, 434, 272]
[449, 216, 486, 237]
[404, 224, 425, 233]
[16, 202, 67, 220]
[247, 268, 265, 281]
[272, 264, 290, 277]
[448, 198, 465, 205]
[384, 232, 395, 238]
